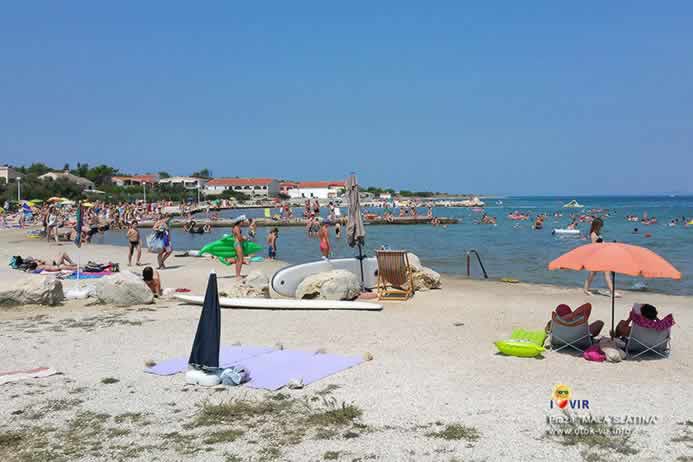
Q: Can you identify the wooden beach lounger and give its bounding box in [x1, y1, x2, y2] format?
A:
[375, 250, 414, 301]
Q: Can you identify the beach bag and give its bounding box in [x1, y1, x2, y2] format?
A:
[219, 366, 250, 386]
[147, 233, 165, 252]
[9, 256, 22, 269]
[583, 344, 606, 362]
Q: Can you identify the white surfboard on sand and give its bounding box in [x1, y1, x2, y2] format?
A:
[175, 294, 382, 311]
[270, 257, 379, 298]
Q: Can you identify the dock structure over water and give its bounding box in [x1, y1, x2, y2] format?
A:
[140, 216, 458, 229]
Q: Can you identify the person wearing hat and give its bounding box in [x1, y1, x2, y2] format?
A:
[231, 216, 246, 278]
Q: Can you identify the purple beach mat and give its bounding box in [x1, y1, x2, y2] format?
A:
[238, 350, 364, 391]
[145, 345, 275, 376]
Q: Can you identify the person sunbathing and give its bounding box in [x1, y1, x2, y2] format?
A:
[613, 303, 675, 338]
[546, 303, 604, 337]
[26, 252, 78, 272]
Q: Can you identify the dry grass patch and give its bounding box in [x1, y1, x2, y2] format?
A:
[426, 423, 480, 442]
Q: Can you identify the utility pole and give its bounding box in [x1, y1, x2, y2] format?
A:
[16, 177, 21, 202]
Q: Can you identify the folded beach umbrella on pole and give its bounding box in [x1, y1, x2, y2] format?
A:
[189, 272, 221, 370]
[346, 174, 366, 287]
[548, 243, 681, 338]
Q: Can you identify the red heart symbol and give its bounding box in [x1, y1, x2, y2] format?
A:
[558, 400, 568, 409]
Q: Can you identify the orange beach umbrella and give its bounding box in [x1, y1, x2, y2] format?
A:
[548, 242, 681, 338]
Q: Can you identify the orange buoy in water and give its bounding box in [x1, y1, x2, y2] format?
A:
[644, 233, 652, 238]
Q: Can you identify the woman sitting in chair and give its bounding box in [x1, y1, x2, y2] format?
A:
[613, 303, 675, 338]
[546, 303, 604, 337]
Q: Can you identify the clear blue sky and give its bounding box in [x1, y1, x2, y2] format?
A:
[2, 2, 692, 195]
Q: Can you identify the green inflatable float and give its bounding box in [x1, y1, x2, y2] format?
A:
[494, 328, 547, 358]
[199, 234, 263, 266]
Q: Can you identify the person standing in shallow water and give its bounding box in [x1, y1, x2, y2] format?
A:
[583, 218, 619, 297]
[318, 222, 330, 258]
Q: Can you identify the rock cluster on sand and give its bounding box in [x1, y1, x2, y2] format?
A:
[92, 272, 154, 307]
[0, 277, 64, 306]
[407, 252, 442, 291]
[222, 270, 270, 298]
[296, 269, 361, 300]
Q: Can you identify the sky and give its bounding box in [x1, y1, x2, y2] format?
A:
[1, 2, 692, 195]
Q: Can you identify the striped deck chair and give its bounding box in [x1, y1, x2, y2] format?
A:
[375, 250, 414, 301]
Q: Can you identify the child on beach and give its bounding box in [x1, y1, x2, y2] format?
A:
[318, 222, 330, 258]
[248, 218, 257, 240]
[267, 227, 278, 260]
[142, 266, 162, 296]
[127, 221, 141, 266]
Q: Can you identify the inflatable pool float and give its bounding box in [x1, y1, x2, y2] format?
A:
[199, 234, 262, 265]
[552, 228, 580, 235]
[500, 278, 519, 283]
[495, 340, 545, 357]
[495, 329, 546, 358]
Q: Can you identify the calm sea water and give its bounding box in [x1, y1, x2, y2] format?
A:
[96, 196, 693, 295]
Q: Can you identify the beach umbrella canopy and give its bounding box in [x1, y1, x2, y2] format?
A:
[47, 197, 63, 203]
[548, 242, 681, 337]
[346, 174, 366, 288]
[189, 272, 221, 370]
[346, 175, 365, 248]
[81, 202, 95, 208]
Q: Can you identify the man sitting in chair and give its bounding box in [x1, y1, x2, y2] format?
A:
[613, 303, 675, 338]
[546, 303, 604, 337]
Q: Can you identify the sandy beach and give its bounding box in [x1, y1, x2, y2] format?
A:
[1, 228, 691, 462]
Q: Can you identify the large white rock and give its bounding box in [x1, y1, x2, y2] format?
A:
[218, 270, 270, 299]
[245, 270, 269, 291]
[0, 277, 64, 307]
[411, 267, 442, 291]
[296, 269, 361, 301]
[406, 253, 423, 272]
[92, 272, 154, 306]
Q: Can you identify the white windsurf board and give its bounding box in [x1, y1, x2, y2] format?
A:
[175, 294, 382, 311]
[271, 257, 379, 298]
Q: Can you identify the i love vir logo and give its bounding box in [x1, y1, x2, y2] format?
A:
[552, 384, 572, 409]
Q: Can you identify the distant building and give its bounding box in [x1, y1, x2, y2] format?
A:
[158, 176, 208, 189]
[39, 170, 95, 190]
[279, 182, 298, 196]
[288, 181, 345, 199]
[111, 174, 159, 186]
[0, 165, 17, 184]
[205, 178, 280, 197]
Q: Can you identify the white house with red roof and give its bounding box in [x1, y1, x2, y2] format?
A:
[205, 178, 280, 197]
[111, 174, 159, 186]
[288, 181, 345, 199]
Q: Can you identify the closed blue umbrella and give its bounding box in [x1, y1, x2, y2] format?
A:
[189, 272, 221, 370]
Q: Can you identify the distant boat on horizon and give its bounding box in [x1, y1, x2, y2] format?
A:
[563, 199, 584, 208]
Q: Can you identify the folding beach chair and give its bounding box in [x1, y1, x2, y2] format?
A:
[549, 313, 593, 354]
[375, 250, 414, 301]
[624, 324, 671, 359]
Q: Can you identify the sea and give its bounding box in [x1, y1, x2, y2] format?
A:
[96, 196, 693, 295]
